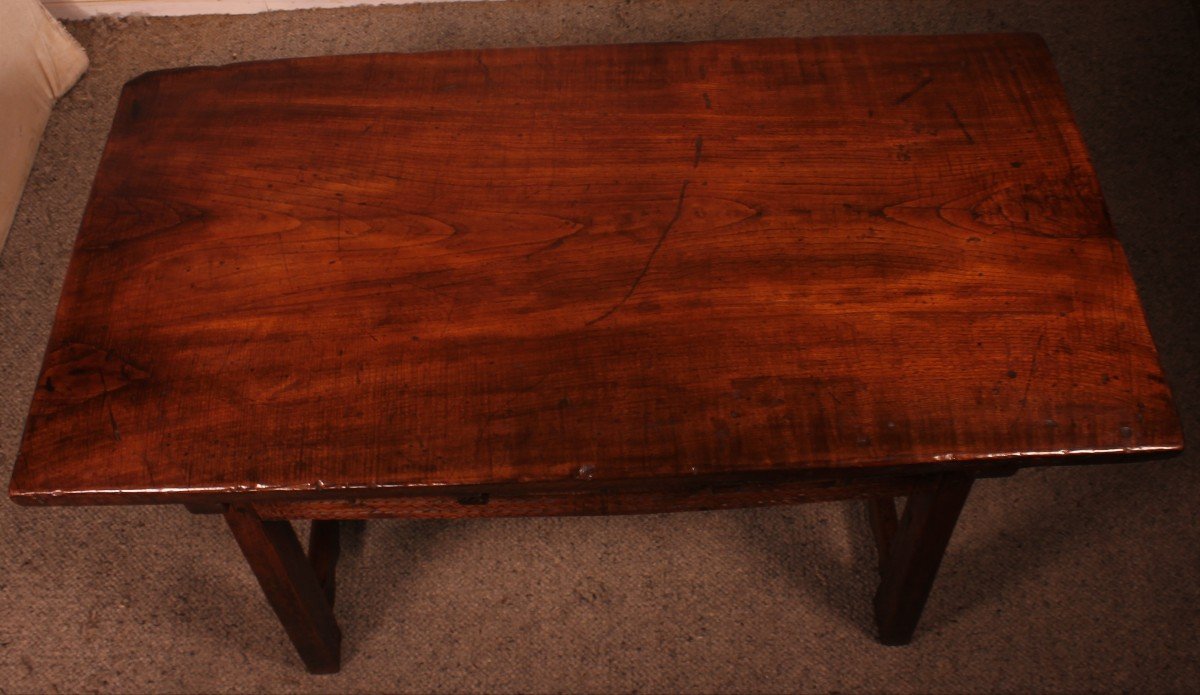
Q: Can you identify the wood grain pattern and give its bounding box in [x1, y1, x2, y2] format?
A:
[9, 34, 1182, 506]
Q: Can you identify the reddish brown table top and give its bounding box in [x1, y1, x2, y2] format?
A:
[9, 34, 1181, 506]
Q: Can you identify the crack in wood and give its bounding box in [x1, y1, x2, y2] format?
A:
[893, 75, 934, 105]
[945, 101, 975, 144]
[586, 180, 689, 326]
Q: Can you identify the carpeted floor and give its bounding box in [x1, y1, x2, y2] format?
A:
[1, 1, 1198, 692]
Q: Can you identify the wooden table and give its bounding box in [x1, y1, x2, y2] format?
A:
[9, 34, 1182, 673]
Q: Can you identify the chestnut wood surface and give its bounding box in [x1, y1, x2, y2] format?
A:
[9, 34, 1181, 506]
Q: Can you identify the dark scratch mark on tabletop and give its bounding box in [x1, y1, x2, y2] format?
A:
[945, 101, 975, 144]
[1019, 332, 1047, 410]
[476, 53, 493, 85]
[893, 75, 934, 105]
[98, 371, 122, 441]
[587, 181, 690, 326]
[526, 223, 587, 259]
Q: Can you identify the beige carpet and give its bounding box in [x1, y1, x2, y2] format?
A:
[2, 1, 1198, 692]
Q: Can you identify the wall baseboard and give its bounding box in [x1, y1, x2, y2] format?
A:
[43, 0, 484, 20]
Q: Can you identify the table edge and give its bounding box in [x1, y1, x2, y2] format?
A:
[119, 31, 1052, 94]
[8, 445, 1183, 508]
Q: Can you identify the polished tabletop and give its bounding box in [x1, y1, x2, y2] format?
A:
[9, 34, 1181, 506]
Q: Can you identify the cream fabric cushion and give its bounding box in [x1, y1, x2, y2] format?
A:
[0, 0, 88, 252]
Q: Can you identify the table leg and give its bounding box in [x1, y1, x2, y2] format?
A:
[308, 520, 341, 606]
[224, 505, 342, 673]
[865, 495, 898, 576]
[870, 473, 973, 645]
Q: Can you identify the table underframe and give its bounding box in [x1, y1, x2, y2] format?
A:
[195, 469, 987, 673]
